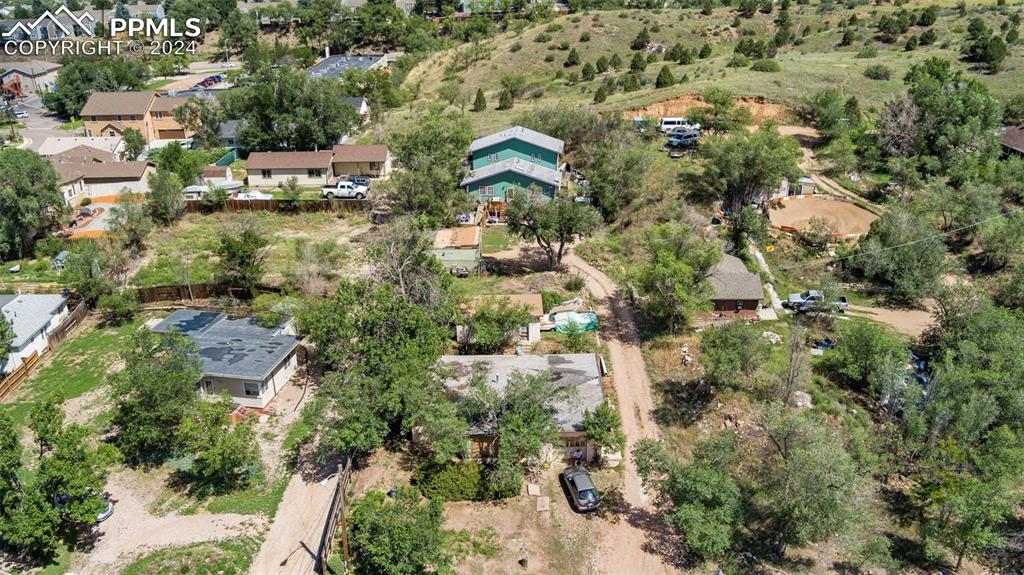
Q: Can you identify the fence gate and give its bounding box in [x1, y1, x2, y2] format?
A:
[316, 458, 352, 574]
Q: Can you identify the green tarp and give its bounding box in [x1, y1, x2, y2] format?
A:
[552, 311, 599, 333]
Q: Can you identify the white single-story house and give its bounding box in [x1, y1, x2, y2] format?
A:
[438, 353, 608, 463]
[0, 294, 69, 374]
[151, 310, 302, 409]
[50, 157, 155, 202]
[245, 151, 335, 189]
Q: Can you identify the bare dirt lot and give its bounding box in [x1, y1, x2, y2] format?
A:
[769, 196, 878, 236]
[628, 93, 796, 124]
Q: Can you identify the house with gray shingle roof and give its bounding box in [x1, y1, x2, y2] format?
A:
[0, 293, 70, 374]
[463, 125, 565, 202]
[707, 254, 764, 316]
[151, 309, 302, 409]
[438, 353, 607, 462]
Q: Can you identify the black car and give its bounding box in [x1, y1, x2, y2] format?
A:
[562, 465, 600, 512]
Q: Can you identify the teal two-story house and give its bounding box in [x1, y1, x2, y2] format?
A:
[461, 126, 565, 202]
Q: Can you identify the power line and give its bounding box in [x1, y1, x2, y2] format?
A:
[771, 204, 1024, 273]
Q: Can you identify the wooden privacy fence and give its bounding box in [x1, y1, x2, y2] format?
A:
[317, 458, 353, 574]
[0, 299, 88, 401]
[184, 199, 367, 215]
[0, 352, 39, 401]
[134, 283, 283, 304]
[46, 301, 87, 350]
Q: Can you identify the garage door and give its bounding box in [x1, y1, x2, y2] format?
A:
[159, 129, 186, 139]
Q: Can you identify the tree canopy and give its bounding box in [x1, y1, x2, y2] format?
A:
[0, 149, 65, 260]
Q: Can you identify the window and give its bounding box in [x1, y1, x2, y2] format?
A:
[486, 153, 498, 162]
[369, 162, 382, 171]
[116, 115, 123, 121]
[261, 169, 272, 179]
[531, 153, 542, 162]
[308, 168, 323, 178]
[89, 116, 96, 122]
[244, 382, 262, 397]
[154, 111, 163, 119]
[108, 131, 116, 137]
[735, 300, 744, 310]
[479, 185, 495, 199]
[201, 380, 214, 394]
[562, 437, 586, 448]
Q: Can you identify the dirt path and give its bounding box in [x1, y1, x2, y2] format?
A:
[70, 471, 262, 575]
[562, 254, 678, 575]
[247, 473, 336, 575]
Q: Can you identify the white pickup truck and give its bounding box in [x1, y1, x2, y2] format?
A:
[321, 181, 368, 199]
[784, 290, 849, 313]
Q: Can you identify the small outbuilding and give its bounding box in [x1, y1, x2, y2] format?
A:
[708, 254, 764, 316]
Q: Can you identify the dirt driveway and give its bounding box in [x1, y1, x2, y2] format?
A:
[69, 471, 263, 575]
[563, 253, 678, 575]
[846, 303, 934, 338]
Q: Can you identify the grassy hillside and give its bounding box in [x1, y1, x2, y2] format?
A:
[398, 3, 1022, 134]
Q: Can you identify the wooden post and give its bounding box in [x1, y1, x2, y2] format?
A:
[339, 462, 350, 567]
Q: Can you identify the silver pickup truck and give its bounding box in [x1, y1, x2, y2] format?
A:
[784, 290, 849, 313]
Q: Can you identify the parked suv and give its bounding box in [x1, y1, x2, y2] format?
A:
[562, 465, 601, 512]
[348, 175, 371, 187]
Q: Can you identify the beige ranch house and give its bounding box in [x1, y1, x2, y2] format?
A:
[152, 310, 303, 409]
[245, 151, 335, 189]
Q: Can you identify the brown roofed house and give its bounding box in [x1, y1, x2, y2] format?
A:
[82, 91, 192, 142]
[246, 151, 335, 189]
[1003, 125, 1024, 157]
[50, 156, 155, 205]
[707, 254, 764, 318]
[331, 144, 392, 179]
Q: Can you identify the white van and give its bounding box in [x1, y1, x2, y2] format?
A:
[659, 117, 701, 133]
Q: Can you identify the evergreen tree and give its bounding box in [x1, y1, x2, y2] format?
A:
[631, 27, 651, 50]
[472, 88, 487, 112]
[593, 86, 607, 104]
[630, 52, 647, 73]
[498, 89, 514, 110]
[565, 47, 580, 67]
[581, 62, 596, 81]
[699, 42, 712, 58]
[655, 65, 676, 88]
[610, 52, 623, 69]
[596, 55, 609, 73]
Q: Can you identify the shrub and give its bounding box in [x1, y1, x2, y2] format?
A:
[593, 86, 607, 103]
[545, 22, 562, 33]
[544, 53, 555, 62]
[727, 53, 751, 67]
[482, 460, 522, 499]
[863, 64, 891, 79]
[535, 32, 551, 43]
[98, 290, 140, 324]
[580, 31, 591, 42]
[855, 45, 878, 58]
[79, 197, 93, 206]
[750, 59, 781, 72]
[558, 40, 570, 50]
[412, 461, 483, 501]
[35, 235, 66, 259]
[541, 289, 567, 312]
[564, 274, 586, 292]
[510, 41, 522, 53]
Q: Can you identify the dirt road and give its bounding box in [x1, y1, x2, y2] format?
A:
[248, 473, 336, 575]
[69, 471, 261, 575]
[846, 303, 934, 338]
[563, 254, 678, 575]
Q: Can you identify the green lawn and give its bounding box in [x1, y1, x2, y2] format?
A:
[482, 226, 517, 254]
[131, 212, 358, 288]
[143, 78, 175, 91]
[0, 256, 63, 284]
[58, 119, 84, 131]
[121, 536, 260, 575]
[1, 316, 146, 428]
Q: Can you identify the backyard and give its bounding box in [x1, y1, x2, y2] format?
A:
[130, 211, 371, 288]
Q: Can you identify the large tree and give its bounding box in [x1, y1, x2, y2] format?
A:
[176, 395, 261, 490]
[146, 170, 186, 226]
[173, 97, 222, 150]
[109, 330, 202, 462]
[505, 190, 601, 270]
[349, 487, 451, 575]
[384, 107, 473, 225]
[109, 191, 153, 256]
[41, 58, 149, 118]
[852, 205, 947, 301]
[695, 123, 801, 211]
[219, 66, 362, 151]
[630, 221, 721, 332]
[215, 216, 271, 291]
[0, 149, 65, 260]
